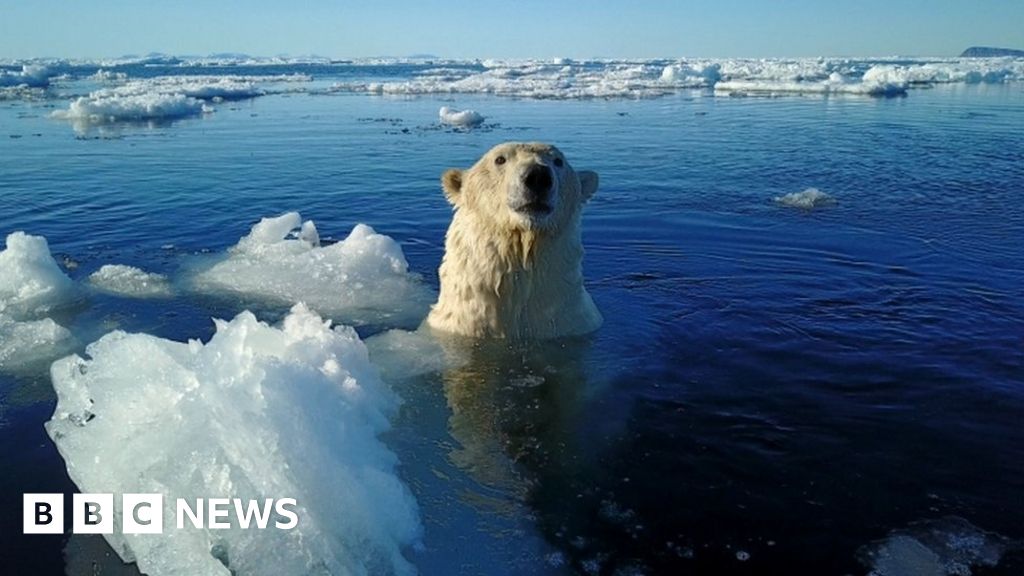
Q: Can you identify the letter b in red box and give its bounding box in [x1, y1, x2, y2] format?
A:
[23, 493, 63, 534]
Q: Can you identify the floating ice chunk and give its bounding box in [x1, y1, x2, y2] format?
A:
[46, 303, 422, 576]
[51, 75, 284, 125]
[0, 314, 74, 371]
[0, 231, 78, 317]
[858, 516, 1009, 576]
[439, 106, 485, 127]
[0, 64, 54, 88]
[88, 264, 173, 298]
[193, 213, 434, 328]
[774, 188, 836, 209]
[54, 92, 207, 123]
[0, 231, 79, 373]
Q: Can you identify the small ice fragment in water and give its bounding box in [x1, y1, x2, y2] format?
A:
[774, 187, 836, 209]
[439, 106, 485, 127]
[88, 264, 173, 298]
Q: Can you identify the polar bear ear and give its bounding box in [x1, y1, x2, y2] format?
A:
[442, 169, 463, 206]
[579, 170, 599, 202]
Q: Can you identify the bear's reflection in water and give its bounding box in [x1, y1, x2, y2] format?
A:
[440, 334, 598, 500]
[369, 328, 624, 574]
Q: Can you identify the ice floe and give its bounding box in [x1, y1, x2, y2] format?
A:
[46, 303, 422, 576]
[88, 264, 173, 298]
[52, 74, 309, 125]
[329, 57, 1023, 99]
[192, 212, 434, 329]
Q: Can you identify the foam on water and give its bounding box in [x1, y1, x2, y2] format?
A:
[88, 265, 173, 298]
[439, 106, 485, 127]
[0, 232, 80, 372]
[192, 213, 434, 329]
[45, 303, 422, 576]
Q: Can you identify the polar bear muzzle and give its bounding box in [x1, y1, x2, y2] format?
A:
[513, 163, 555, 216]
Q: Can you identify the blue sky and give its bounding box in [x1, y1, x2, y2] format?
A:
[2, 1, 1022, 59]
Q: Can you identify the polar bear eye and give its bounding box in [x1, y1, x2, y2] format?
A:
[553, 157, 564, 168]
[495, 156, 506, 166]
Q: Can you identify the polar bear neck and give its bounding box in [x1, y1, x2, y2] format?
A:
[428, 210, 601, 339]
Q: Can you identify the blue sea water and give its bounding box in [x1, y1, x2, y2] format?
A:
[1, 60, 1023, 575]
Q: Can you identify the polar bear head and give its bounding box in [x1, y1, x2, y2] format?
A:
[441, 142, 598, 234]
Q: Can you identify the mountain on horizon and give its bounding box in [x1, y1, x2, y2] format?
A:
[960, 46, 1024, 57]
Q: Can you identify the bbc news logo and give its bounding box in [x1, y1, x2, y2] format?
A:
[24, 494, 298, 534]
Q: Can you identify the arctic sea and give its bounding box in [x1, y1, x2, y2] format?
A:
[1, 57, 1023, 575]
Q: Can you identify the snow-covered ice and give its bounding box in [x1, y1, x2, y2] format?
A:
[192, 213, 434, 329]
[46, 303, 422, 576]
[52, 74, 308, 124]
[54, 91, 208, 124]
[88, 264, 173, 298]
[328, 57, 1023, 99]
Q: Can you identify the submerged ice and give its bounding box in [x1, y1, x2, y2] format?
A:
[192, 212, 434, 328]
[858, 517, 1009, 576]
[46, 303, 422, 576]
[775, 187, 836, 209]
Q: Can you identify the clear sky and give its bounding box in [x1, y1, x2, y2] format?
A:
[2, 1, 1022, 60]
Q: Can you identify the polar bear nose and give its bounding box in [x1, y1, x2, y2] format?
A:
[523, 164, 554, 199]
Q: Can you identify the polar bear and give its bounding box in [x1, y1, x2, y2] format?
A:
[426, 142, 601, 340]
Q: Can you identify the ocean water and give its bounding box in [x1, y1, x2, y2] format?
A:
[1, 58, 1023, 575]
